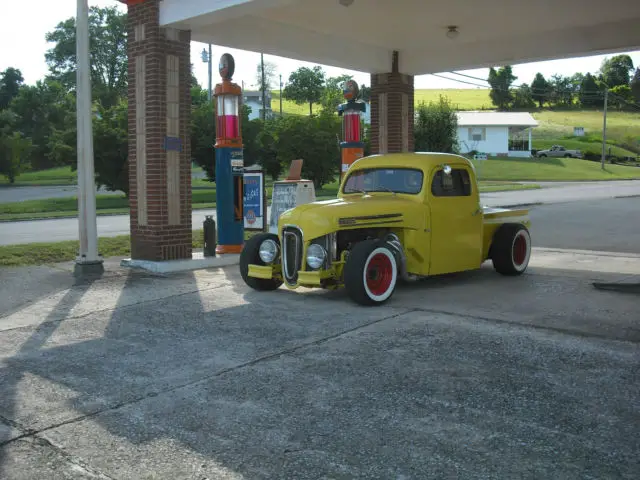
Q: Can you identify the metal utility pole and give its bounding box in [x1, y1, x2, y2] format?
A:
[261, 53, 266, 120]
[601, 88, 608, 170]
[279, 74, 283, 116]
[208, 44, 213, 101]
[201, 46, 213, 101]
[74, 0, 102, 275]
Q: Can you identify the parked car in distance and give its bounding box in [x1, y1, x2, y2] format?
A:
[239, 152, 532, 306]
[536, 145, 583, 158]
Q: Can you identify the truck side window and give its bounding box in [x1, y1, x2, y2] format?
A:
[431, 169, 472, 197]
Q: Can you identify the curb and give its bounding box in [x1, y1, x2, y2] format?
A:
[121, 253, 240, 274]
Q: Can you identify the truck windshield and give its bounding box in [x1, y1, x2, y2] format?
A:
[343, 168, 423, 195]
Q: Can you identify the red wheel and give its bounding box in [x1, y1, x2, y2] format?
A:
[512, 231, 528, 267]
[491, 224, 531, 276]
[365, 252, 394, 297]
[345, 241, 398, 305]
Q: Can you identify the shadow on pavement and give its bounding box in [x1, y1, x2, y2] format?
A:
[0, 273, 100, 478]
[0, 262, 639, 478]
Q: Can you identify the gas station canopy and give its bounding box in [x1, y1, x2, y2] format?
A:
[159, 0, 640, 74]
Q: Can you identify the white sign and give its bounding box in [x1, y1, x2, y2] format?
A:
[269, 183, 298, 233]
[474, 152, 488, 160]
[243, 172, 264, 230]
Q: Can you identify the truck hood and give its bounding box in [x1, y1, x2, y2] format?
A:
[278, 195, 424, 240]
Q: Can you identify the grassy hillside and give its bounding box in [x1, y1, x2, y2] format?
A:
[532, 138, 636, 158]
[471, 156, 640, 181]
[415, 89, 493, 110]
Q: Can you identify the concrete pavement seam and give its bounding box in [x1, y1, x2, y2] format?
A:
[0, 308, 418, 446]
[410, 307, 640, 345]
[8, 436, 116, 479]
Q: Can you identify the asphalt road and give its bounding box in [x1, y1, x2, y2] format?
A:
[529, 196, 640, 254]
[1, 181, 639, 246]
[0, 185, 122, 203]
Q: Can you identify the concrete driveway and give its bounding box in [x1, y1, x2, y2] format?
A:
[1, 248, 639, 479]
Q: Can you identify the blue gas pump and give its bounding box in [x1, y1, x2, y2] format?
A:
[214, 53, 244, 254]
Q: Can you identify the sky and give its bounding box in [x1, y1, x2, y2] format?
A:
[2, 0, 640, 92]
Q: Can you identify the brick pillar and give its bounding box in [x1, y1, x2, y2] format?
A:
[370, 72, 414, 154]
[127, 0, 193, 261]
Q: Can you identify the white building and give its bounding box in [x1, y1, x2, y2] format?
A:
[242, 90, 273, 120]
[456, 112, 538, 158]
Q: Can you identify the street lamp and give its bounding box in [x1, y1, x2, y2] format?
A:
[201, 45, 213, 101]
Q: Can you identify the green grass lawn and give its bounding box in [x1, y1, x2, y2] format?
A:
[470, 156, 640, 181]
[0, 229, 268, 267]
[0, 166, 78, 186]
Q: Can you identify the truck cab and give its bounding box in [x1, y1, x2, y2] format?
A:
[240, 153, 532, 306]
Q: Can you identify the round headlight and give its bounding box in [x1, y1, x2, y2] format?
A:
[306, 244, 327, 270]
[258, 239, 278, 263]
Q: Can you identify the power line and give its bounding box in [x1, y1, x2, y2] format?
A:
[434, 71, 608, 99]
[429, 72, 488, 89]
[447, 70, 608, 97]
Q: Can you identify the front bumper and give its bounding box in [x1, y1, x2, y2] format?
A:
[247, 263, 340, 288]
[247, 264, 276, 280]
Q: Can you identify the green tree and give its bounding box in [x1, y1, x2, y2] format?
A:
[256, 58, 278, 92]
[548, 74, 573, 108]
[321, 74, 352, 112]
[283, 66, 325, 115]
[630, 68, 640, 103]
[0, 111, 32, 183]
[0, 68, 24, 110]
[488, 66, 516, 110]
[414, 95, 459, 153]
[579, 73, 602, 108]
[241, 106, 265, 167]
[512, 84, 536, 109]
[256, 120, 282, 181]
[45, 6, 127, 108]
[190, 97, 215, 181]
[274, 111, 340, 188]
[9, 78, 76, 170]
[360, 84, 371, 103]
[530, 73, 549, 108]
[92, 100, 129, 194]
[599, 54, 635, 88]
[610, 85, 634, 111]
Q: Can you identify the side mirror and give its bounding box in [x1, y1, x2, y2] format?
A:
[443, 164, 452, 175]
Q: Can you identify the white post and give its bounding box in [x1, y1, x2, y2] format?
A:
[528, 128, 532, 157]
[75, 0, 103, 274]
[601, 88, 608, 171]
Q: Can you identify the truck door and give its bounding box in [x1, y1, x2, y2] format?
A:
[428, 165, 483, 275]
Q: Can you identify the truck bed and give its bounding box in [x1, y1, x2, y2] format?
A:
[481, 206, 531, 260]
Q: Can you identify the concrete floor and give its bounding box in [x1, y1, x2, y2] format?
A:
[1, 248, 639, 479]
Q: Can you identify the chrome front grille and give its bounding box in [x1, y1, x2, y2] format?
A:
[282, 226, 303, 284]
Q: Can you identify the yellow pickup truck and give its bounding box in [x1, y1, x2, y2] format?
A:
[240, 152, 532, 306]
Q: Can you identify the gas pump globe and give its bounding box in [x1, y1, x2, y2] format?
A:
[214, 53, 244, 254]
[338, 80, 366, 180]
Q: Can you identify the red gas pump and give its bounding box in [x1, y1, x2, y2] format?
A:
[338, 80, 366, 181]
